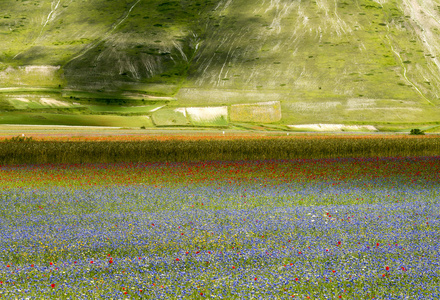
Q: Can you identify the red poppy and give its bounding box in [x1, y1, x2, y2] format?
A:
[385, 266, 389, 271]
[51, 283, 55, 288]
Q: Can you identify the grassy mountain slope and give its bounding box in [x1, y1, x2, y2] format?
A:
[1, 0, 440, 127]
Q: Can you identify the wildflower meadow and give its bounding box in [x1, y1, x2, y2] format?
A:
[0, 154, 439, 299]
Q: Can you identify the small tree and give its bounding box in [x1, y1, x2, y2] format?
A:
[410, 128, 425, 135]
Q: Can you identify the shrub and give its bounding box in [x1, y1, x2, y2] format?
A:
[410, 128, 425, 135]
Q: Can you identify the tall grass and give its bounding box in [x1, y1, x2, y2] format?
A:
[1, 137, 439, 164]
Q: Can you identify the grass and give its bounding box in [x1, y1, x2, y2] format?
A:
[87, 104, 164, 114]
[230, 102, 282, 124]
[0, 156, 438, 298]
[2, 0, 440, 126]
[1, 136, 440, 165]
[61, 91, 171, 102]
[0, 112, 153, 128]
[151, 108, 191, 126]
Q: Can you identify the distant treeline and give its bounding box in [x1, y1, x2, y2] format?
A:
[0, 137, 439, 164]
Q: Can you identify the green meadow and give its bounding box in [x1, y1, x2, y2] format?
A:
[1, 0, 440, 128]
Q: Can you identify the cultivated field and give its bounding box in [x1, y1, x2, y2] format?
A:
[1, 133, 440, 164]
[0, 135, 439, 298]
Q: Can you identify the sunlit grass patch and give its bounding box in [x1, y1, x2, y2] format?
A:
[0, 112, 153, 127]
[151, 108, 191, 126]
[87, 104, 164, 114]
[230, 101, 282, 123]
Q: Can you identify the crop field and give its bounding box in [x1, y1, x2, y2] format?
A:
[0, 113, 153, 128]
[0, 145, 439, 298]
[1, 134, 440, 165]
[230, 102, 282, 124]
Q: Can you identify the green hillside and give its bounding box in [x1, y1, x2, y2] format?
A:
[1, 0, 440, 129]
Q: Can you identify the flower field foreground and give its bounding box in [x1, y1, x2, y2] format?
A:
[0, 157, 439, 299]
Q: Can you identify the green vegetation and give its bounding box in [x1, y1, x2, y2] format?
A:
[151, 108, 190, 126]
[0, 157, 438, 298]
[2, 0, 440, 127]
[410, 128, 425, 135]
[188, 115, 228, 127]
[87, 105, 163, 114]
[3, 135, 33, 143]
[0, 112, 152, 127]
[1, 136, 439, 164]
